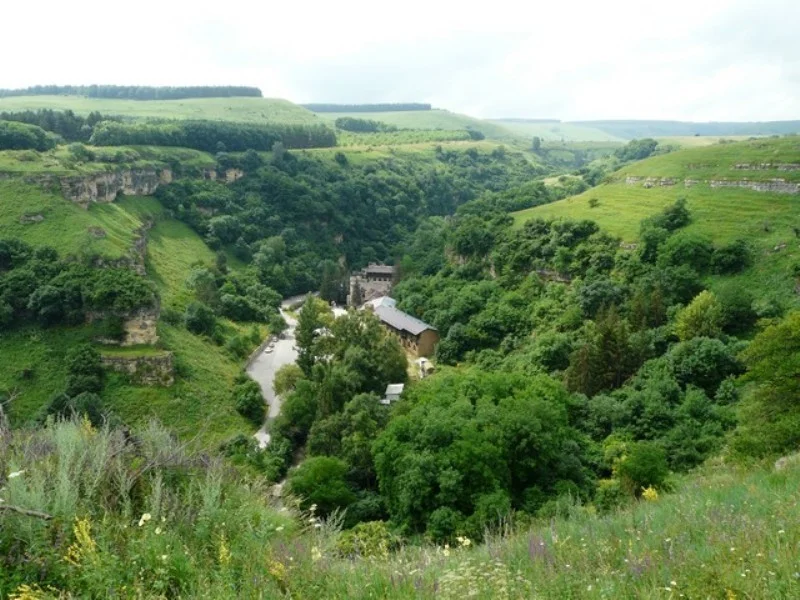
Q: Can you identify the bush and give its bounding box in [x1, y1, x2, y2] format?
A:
[64, 344, 103, 397]
[285, 456, 356, 517]
[712, 239, 752, 274]
[614, 441, 669, 495]
[674, 290, 723, 341]
[594, 478, 627, 512]
[184, 301, 217, 335]
[426, 507, 464, 543]
[234, 378, 266, 425]
[335, 521, 397, 558]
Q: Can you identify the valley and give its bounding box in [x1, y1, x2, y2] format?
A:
[0, 89, 799, 599]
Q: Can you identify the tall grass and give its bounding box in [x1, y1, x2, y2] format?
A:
[2, 419, 798, 598]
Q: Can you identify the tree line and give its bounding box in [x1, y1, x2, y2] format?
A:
[89, 120, 337, 151]
[303, 103, 432, 113]
[0, 85, 262, 100]
[0, 109, 113, 143]
[334, 117, 398, 133]
[0, 121, 56, 151]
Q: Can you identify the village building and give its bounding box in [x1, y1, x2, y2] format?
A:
[348, 263, 397, 306]
[370, 299, 439, 357]
[381, 383, 405, 405]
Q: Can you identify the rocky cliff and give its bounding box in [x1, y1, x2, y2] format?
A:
[100, 352, 174, 386]
[58, 168, 173, 206]
[624, 176, 800, 194]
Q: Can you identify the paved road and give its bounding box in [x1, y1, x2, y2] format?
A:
[247, 303, 300, 448]
[246, 296, 347, 448]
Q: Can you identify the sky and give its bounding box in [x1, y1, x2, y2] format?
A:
[3, 0, 799, 121]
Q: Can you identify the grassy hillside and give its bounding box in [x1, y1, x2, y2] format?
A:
[0, 95, 320, 125]
[514, 137, 800, 305]
[490, 119, 625, 142]
[317, 109, 514, 139]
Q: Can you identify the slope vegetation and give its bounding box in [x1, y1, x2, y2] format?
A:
[514, 136, 800, 305]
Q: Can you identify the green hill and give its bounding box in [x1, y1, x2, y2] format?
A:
[315, 109, 515, 139]
[0, 95, 321, 125]
[577, 119, 800, 139]
[514, 136, 800, 305]
[489, 119, 625, 142]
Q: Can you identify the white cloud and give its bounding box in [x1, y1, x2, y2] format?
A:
[3, 0, 798, 120]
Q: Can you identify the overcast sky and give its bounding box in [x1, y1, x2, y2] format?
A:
[4, 0, 798, 121]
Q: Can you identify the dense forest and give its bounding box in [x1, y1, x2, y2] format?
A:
[0, 120, 56, 150]
[0, 85, 262, 100]
[334, 117, 398, 132]
[303, 103, 432, 112]
[156, 145, 546, 299]
[0, 109, 112, 143]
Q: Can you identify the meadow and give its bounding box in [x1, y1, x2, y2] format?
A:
[489, 119, 625, 142]
[0, 95, 321, 125]
[317, 109, 514, 139]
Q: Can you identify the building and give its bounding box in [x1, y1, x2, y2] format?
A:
[348, 263, 397, 306]
[372, 301, 439, 357]
[381, 383, 405, 405]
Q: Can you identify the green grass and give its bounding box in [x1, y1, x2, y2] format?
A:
[99, 345, 167, 358]
[336, 129, 473, 146]
[316, 110, 514, 139]
[0, 95, 320, 125]
[489, 119, 626, 142]
[657, 135, 758, 148]
[620, 136, 800, 182]
[0, 181, 163, 259]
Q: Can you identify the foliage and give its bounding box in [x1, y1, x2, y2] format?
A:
[334, 117, 397, 133]
[0, 109, 113, 142]
[183, 301, 217, 336]
[674, 290, 724, 341]
[733, 311, 800, 457]
[233, 376, 266, 425]
[613, 441, 669, 495]
[614, 138, 659, 162]
[373, 369, 592, 537]
[0, 121, 55, 151]
[286, 456, 356, 516]
[273, 364, 304, 397]
[91, 119, 336, 152]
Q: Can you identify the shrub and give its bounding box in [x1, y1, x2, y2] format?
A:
[285, 456, 355, 516]
[711, 239, 752, 274]
[335, 521, 397, 559]
[674, 290, 723, 341]
[234, 378, 266, 425]
[184, 301, 217, 335]
[64, 344, 103, 397]
[426, 507, 464, 543]
[614, 441, 669, 495]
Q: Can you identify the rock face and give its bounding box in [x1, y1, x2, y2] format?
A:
[202, 168, 245, 183]
[59, 168, 173, 206]
[122, 305, 160, 346]
[101, 352, 174, 387]
[624, 176, 800, 194]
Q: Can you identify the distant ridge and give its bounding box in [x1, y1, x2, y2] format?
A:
[573, 119, 800, 138]
[303, 103, 432, 113]
[493, 118, 561, 123]
[0, 85, 263, 101]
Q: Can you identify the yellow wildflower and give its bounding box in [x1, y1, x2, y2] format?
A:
[641, 486, 659, 501]
[64, 517, 97, 567]
[218, 533, 232, 566]
[311, 545, 322, 562]
[137, 513, 152, 527]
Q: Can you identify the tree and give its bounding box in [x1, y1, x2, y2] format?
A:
[733, 311, 800, 457]
[531, 136, 542, 153]
[64, 344, 103, 397]
[614, 441, 669, 495]
[234, 378, 266, 425]
[184, 301, 217, 336]
[674, 291, 723, 341]
[295, 297, 327, 376]
[273, 364, 304, 397]
[286, 456, 356, 516]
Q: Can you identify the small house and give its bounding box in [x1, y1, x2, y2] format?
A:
[382, 383, 405, 405]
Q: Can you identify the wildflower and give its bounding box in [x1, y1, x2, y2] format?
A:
[311, 546, 322, 562]
[155, 527, 162, 535]
[778, 529, 785, 535]
[138, 513, 152, 527]
[443, 544, 450, 557]
[275, 525, 285, 532]
[161, 555, 168, 562]
[641, 486, 659, 501]
[309, 503, 318, 513]
[64, 518, 97, 567]
[8, 470, 24, 479]
[457, 535, 472, 547]
[218, 533, 231, 566]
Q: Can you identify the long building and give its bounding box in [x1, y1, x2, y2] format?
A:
[368, 297, 439, 357]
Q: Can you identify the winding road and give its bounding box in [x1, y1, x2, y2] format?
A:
[246, 295, 345, 448]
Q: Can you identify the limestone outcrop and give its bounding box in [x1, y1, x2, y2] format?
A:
[624, 176, 800, 194]
[101, 352, 174, 386]
[58, 168, 173, 206]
